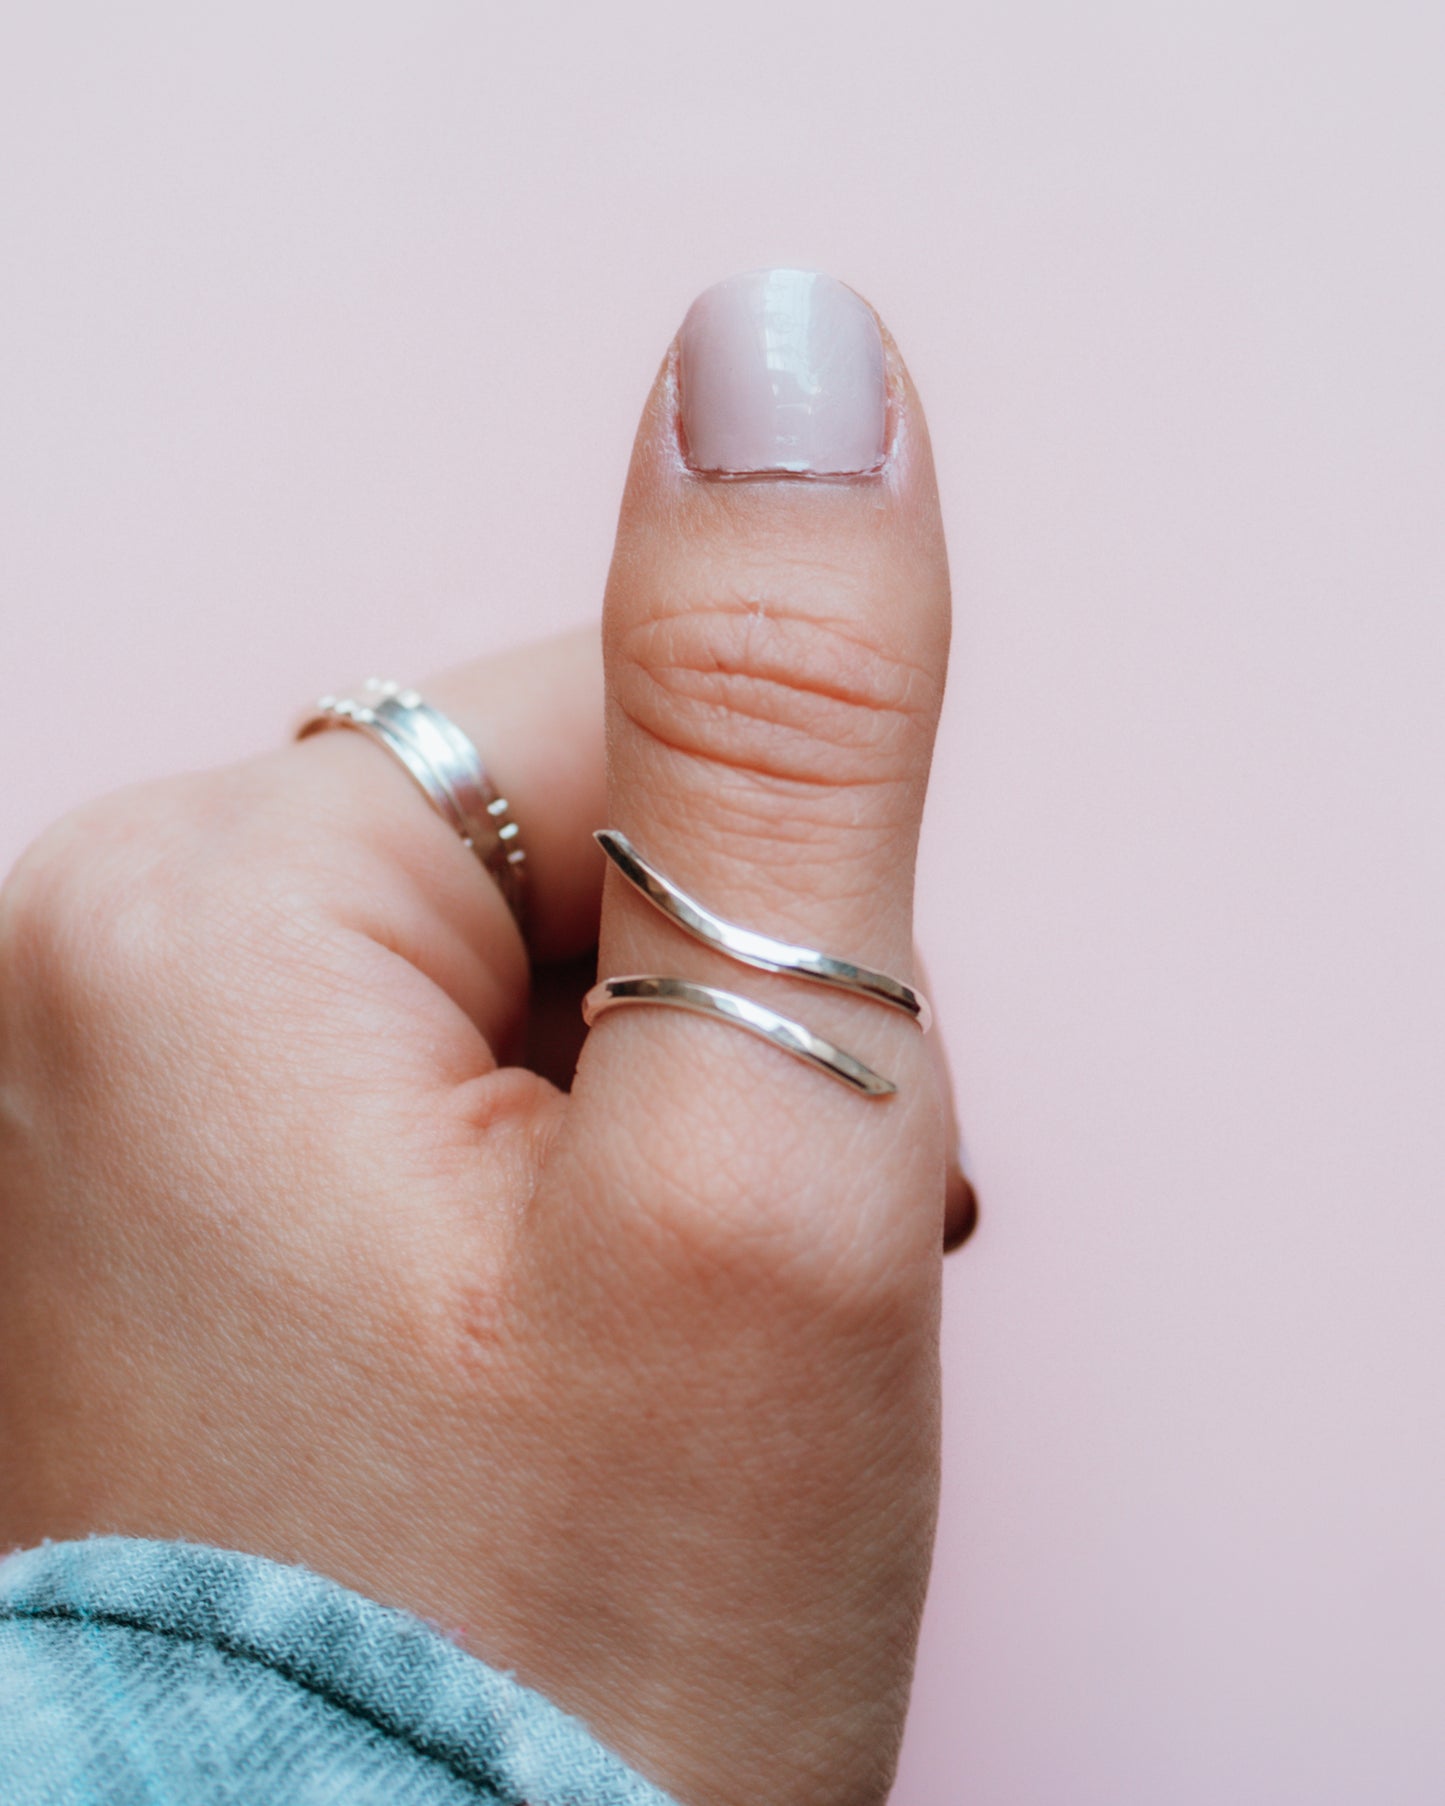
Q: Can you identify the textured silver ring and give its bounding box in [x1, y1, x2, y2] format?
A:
[297, 680, 526, 924]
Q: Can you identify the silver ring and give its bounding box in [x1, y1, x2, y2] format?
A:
[595, 830, 931, 1030]
[582, 977, 897, 1097]
[586, 830, 927, 1097]
[297, 680, 526, 924]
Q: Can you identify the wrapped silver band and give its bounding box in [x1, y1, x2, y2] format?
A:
[588, 830, 928, 1096]
[595, 830, 931, 1030]
[298, 681, 526, 924]
[582, 976, 897, 1098]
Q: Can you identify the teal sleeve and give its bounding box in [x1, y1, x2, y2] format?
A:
[0, 1536, 679, 1806]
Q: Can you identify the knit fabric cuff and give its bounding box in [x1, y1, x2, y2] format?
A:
[0, 1536, 679, 1806]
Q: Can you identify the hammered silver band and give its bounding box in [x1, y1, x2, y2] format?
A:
[585, 831, 930, 1097]
[298, 681, 526, 923]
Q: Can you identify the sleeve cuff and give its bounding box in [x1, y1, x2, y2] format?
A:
[0, 1535, 679, 1806]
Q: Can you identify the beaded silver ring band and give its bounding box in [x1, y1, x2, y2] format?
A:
[297, 680, 527, 925]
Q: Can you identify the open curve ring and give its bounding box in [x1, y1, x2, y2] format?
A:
[587, 830, 930, 1096]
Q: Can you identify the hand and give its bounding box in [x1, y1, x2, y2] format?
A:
[0, 271, 963, 1806]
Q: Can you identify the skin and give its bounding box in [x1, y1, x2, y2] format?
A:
[0, 315, 968, 1806]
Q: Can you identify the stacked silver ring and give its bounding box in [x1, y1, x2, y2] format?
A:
[297, 681, 526, 924]
[583, 831, 930, 1098]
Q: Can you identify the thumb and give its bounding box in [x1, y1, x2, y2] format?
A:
[564, 268, 952, 1276]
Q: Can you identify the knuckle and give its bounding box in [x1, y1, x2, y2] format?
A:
[614, 596, 939, 799]
[1, 788, 188, 1019]
[0, 760, 391, 1079]
[0, 773, 265, 1027]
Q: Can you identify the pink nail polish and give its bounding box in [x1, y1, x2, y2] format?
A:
[678, 269, 887, 477]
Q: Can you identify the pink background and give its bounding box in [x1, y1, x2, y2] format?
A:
[4, 5, 1443, 1800]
